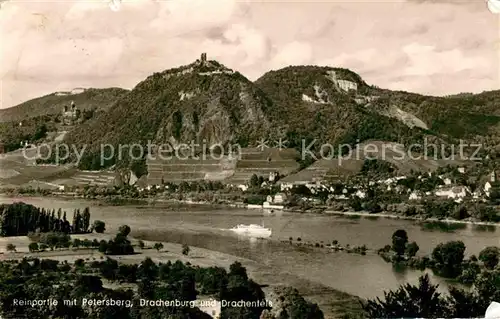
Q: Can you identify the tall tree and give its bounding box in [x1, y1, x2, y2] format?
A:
[72, 209, 78, 233]
[82, 207, 91, 233]
[478, 246, 500, 270]
[363, 274, 446, 318]
[391, 229, 408, 257]
[432, 241, 466, 277]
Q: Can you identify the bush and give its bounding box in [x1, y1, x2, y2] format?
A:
[82, 239, 92, 248]
[118, 225, 131, 237]
[72, 238, 81, 249]
[93, 220, 106, 233]
[432, 241, 466, 278]
[100, 234, 135, 256]
[75, 259, 85, 268]
[138, 240, 145, 249]
[406, 242, 420, 258]
[153, 243, 164, 252]
[182, 244, 190, 256]
[98, 240, 108, 253]
[244, 195, 266, 205]
[28, 242, 39, 252]
[39, 232, 71, 250]
[6, 243, 16, 252]
[479, 246, 500, 270]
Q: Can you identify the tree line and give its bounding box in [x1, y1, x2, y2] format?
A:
[363, 270, 499, 318]
[380, 229, 500, 280]
[0, 202, 92, 236]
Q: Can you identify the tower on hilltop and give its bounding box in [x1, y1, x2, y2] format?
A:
[201, 52, 207, 63]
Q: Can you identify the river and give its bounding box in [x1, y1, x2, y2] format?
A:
[1, 196, 498, 300]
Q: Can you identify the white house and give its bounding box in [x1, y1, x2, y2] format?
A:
[269, 171, 278, 182]
[237, 184, 248, 192]
[266, 193, 286, 204]
[458, 167, 465, 174]
[435, 186, 470, 199]
[354, 190, 366, 199]
[306, 182, 322, 189]
[409, 191, 421, 200]
[280, 182, 294, 191]
[263, 193, 287, 210]
[378, 176, 406, 185]
[484, 182, 492, 197]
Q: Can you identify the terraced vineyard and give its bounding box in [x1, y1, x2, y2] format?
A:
[225, 148, 300, 185]
[146, 157, 236, 184]
[143, 148, 300, 185]
[51, 171, 117, 187]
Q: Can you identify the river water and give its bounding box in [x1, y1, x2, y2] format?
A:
[1, 196, 498, 300]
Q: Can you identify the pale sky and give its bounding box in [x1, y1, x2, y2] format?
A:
[0, 0, 499, 109]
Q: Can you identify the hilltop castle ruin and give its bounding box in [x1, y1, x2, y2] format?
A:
[62, 101, 79, 125]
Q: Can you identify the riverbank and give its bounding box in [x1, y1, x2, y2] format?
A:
[324, 210, 500, 227]
[3, 192, 499, 228]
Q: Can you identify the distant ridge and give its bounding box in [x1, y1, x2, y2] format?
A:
[0, 87, 129, 122]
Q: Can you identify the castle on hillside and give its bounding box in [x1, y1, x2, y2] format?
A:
[195, 52, 210, 67]
[195, 53, 234, 75]
[62, 101, 79, 125]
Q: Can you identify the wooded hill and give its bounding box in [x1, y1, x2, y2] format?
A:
[0, 88, 128, 123]
[8, 56, 500, 176]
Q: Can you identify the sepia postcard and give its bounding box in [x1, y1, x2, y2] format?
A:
[0, 1, 499, 318]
